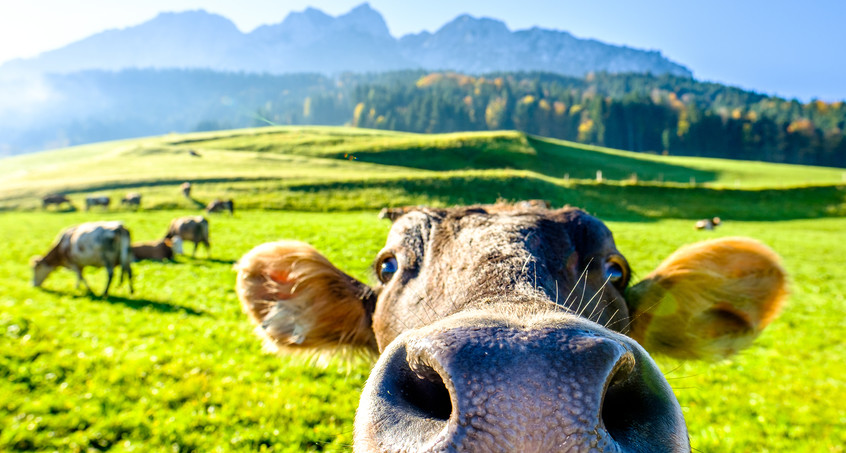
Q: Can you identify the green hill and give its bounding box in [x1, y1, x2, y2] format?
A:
[1, 126, 844, 220]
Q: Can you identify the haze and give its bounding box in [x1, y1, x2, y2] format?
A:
[1, 0, 845, 101]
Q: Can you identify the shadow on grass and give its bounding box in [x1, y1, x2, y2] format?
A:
[285, 175, 846, 222]
[342, 132, 719, 184]
[187, 196, 207, 210]
[176, 256, 236, 265]
[39, 288, 205, 316]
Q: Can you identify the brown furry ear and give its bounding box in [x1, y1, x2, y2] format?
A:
[626, 237, 788, 360]
[235, 241, 378, 354]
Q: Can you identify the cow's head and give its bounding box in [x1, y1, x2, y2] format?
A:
[235, 205, 787, 452]
[31, 256, 54, 287]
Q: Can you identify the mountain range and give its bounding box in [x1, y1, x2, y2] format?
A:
[0, 3, 692, 78]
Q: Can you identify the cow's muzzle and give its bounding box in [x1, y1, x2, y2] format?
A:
[355, 314, 690, 452]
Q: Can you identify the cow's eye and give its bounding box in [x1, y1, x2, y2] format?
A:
[378, 256, 399, 283]
[605, 255, 629, 287]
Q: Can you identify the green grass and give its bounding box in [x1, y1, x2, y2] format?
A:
[0, 210, 843, 452]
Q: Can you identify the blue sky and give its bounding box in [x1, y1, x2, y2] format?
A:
[1, 0, 844, 101]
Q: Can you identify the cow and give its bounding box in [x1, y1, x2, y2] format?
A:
[31, 221, 134, 297]
[695, 217, 722, 230]
[85, 196, 111, 211]
[121, 192, 142, 209]
[180, 182, 192, 198]
[42, 194, 74, 210]
[206, 199, 234, 215]
[130, 237, 182, 262]
[235, 203, 788, 452]
[164, 216, 209, 258]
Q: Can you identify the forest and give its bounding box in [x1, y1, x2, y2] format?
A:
[344, 71, 846, 167]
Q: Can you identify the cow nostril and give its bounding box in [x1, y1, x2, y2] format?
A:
[601, 352, 673, 447]
[399, 360, 452, 421]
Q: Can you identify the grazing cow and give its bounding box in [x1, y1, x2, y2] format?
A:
[236, 203, 787, 452]
[42, 194, 74, 210]
[85, 196, 111, 211]
[165, 216, 209, 257]
[130, 237, 182, 262]
[121, 192, 142, 208]
[32, 221, 134, 297]
[695, 217, 722, 230]
[180, 182, 192, 198]
[205, 199, 234, 215]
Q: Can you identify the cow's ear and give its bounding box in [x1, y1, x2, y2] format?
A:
[626, 237, 788, 360]
[235, 241, 378, 355]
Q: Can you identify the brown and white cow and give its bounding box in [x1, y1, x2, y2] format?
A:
[236, 203, 787, 452]
[130, 237, 182, 262]
[206, 199, 234, 215]
[164, 216, 209, 258]
[32, 221, 134, 297]
[180, 182, 192, 198]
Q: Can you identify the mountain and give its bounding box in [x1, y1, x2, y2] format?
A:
[399, 15, 690, 76]
[0, 3, 691, 78]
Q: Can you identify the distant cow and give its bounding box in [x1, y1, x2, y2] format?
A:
[131, 237, 182, 262]
[180, 182, 192, 198]
[206, 199, 234, 215]
[42, 194, 74, 210]
[695, 217, 722, 230]
[85, 196, 111, 211]
[31, 221, 133, 297]
[121, 192, 142, 208]
[165, 216, 209, 258]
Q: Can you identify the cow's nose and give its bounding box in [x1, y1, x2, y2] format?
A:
[355, 318, 689, 452]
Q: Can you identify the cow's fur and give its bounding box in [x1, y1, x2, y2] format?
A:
[32, 221, 133, 297]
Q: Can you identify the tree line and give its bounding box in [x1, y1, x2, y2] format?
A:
[341, 71, 846, 167]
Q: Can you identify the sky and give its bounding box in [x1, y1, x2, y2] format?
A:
[1, 0, 844, 102]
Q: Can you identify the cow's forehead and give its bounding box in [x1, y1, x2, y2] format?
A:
[384, 206, 617, 257]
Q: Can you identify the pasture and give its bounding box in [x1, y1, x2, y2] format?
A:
[0, 126, 844, 451]
[0, 210, 843, 452]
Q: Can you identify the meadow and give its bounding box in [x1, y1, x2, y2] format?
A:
[1, 126, 844, 452]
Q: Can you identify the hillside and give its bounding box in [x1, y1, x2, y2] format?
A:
[1, 126, 844, 220]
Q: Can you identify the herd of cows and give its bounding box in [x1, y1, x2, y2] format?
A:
[32, 183, 230, 297]
[30, 192, 773, 450]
